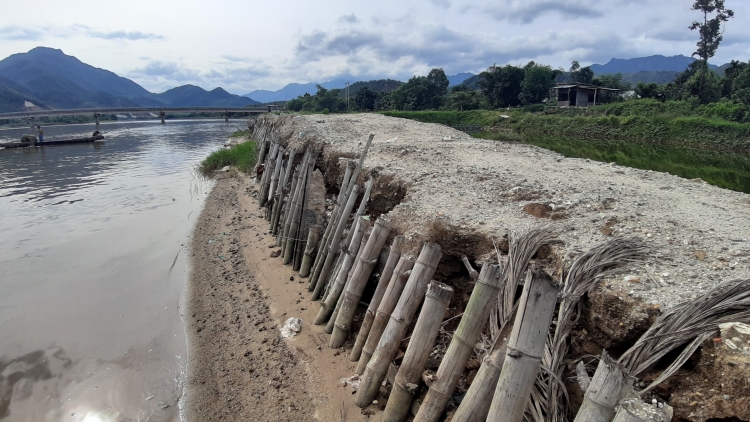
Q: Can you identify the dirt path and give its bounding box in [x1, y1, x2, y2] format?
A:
[186, 171, 376, 421]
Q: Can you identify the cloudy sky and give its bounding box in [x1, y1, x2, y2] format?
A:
[2, 0, 749, 94]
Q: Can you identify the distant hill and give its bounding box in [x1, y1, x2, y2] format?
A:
[156, 85, 260, 107]
[447, 73, 474, 87]
[590, 55, 719, 75]
[0, 47, 258, 111]
[245, 79, 349, 103]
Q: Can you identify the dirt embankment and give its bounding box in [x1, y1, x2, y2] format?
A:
[187, 113, 750, 421]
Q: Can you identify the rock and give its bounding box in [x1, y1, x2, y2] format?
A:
[270, 250, 281, 258]
[280, 317, 302, 338]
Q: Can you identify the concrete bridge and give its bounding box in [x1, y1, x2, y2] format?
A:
[0, 105, 283, 123]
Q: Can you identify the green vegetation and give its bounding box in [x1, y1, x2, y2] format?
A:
[198, 141, 257, 176]
[230, 129, 249, 137]
[382, 104, 750, 193]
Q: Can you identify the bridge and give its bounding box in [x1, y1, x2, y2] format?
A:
[0, 105, 283, 123]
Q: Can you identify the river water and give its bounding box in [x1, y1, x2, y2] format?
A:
[0, 120, 239, 421]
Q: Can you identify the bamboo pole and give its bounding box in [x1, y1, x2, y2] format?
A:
[268, 146, 284, 203]
[353, 243, 442, 408]
[314, 217, 370, 325]
[573, 350, 633, 422]
[356, 256, 415, 374]
[299, 224, 322, 277]
[308, 160, 355, 291]
[383, 281, 453, 422]
[293, 152, 317, 271]
[350, 235, 404, 361]
[450, 322, 513, 422]
[329, 217, 393, 348]
[343, 178, 374, 249]
[413, 263, 505, 422]
[277, 165, 300, 243]
[280, 152, 309, 251]
[283, 163, 310, 265]
[486, 269, 560, 422]
[311, 184, 360, 300]
[323, 230, 368, 334]
[259, 143, 278, 207]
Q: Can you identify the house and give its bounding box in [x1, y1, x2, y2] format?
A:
[553, 83, 621, 107]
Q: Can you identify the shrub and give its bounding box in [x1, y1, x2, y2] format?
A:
[198, 141, 257, 176]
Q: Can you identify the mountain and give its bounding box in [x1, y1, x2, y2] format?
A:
[0, 47, 258, 111]
[447, 72, 474, 86]
[156, 85, 259, 107]
[246, 79, 349, 103]
[590, 55, 718, 75]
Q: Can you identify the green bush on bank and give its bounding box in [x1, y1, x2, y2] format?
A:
[198, 141, 257, 176]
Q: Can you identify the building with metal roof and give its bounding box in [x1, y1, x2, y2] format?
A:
[553, 83, 622, 107]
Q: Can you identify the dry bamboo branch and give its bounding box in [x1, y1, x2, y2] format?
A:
[460, 254, 479, 280]
[354, 243, 442, 407]
[330, 217, 393, 348]
[350, 236, 404, 361]
[356, 257, 415, 375]
[383, 281, 453, 422]
[573, 350, 633, 422]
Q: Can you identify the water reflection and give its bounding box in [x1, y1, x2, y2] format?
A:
[0, 120, 236, 421]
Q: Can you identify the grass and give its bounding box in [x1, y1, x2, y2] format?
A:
[381, 105, 750, 193]
[229, 129, 249, 137]
[198, 140, 257, 176]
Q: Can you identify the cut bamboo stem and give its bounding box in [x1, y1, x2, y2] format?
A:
[311, 184, 360, 300]
[259, 143, 279, 207]
[383, 281, 453, 422]
[293, 151, 316, 271]
[350, 235, 404, 361]
[299, 224, 322, 278]
[314, 218, 370, 325]
[573, 350, 633, 422]
[356, 256, 415, 374]
[343, 178, 374, 249]
[486, 269, 560, 422]
[268, 146, 284, 203]
[413, 263, 505, 422]
[353, 243, 442, 408]
[329, 217, 393, 348]
[460, 254, 479, 280]
[277, 165, 300, 244]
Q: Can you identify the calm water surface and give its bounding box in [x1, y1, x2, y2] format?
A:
[0, 120, 238, 421]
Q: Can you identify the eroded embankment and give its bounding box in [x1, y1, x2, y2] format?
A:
[190, 113, 750, 422]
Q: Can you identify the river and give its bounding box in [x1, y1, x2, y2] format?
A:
[0, 120, 239, 421]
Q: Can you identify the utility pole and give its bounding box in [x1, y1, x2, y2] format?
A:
[345, 82, 350, 112]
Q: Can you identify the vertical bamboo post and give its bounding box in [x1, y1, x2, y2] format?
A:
[356, 256, 415, 374]
[486, 269, 560, 422]
[353, 243, 442, 408]
[311, 184, 360, 300]
[293, 152, 316, 271]
[329, 217, 393, 348]
[283, 164, 309, 265]
[277, 165, 300, 243]
[324, 226, 371, 333]
[299, 224, 322, 277]
[259, 143, 278, 207]
[343, 178, 374, 249]
[413, 263, 505, 422]
[350, 235, 404, 361]
[383, 281, 454, 422]
[451, 322, 512, 422]
[308, 160, 355, 291]
[280, 152, 309, 251]
[573, 350, 633, 422]
[314, 218, 370, 325]
[268, 146, 284, 203]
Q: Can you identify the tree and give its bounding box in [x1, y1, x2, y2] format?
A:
[519, 62, 556, 105]
[723, 60, 749, 97]
[731, 61, 750, 105]
[446, 90, 481, 111]
[354, 87, 379, 111]
[635, 82, 666, 101]
[389, 68, 450, 110]
[570, 61, 594, 84]
[427, 68, 449, 96]
[690, 0, 734, 101]
[477, 64, 524, 108]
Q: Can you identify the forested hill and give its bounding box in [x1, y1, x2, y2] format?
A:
[0, 47, 259, 111]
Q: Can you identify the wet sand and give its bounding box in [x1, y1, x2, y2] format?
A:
[186, 171, 378, 421]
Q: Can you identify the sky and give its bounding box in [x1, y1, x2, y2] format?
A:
[1, 0, 749, 95]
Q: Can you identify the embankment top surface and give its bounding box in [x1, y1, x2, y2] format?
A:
[262, 113, 750, 309]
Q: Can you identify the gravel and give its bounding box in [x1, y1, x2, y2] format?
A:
[262, 113, 750, 310]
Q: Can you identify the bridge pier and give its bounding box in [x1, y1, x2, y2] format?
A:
[93, 113, 100, 126]
[225, 112, 229, 123]
[160, 111, 166, 124]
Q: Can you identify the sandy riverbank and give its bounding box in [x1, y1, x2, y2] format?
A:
[185, 171, 375, 421]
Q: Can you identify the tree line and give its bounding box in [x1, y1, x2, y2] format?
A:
[286, 1, 747, 113]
